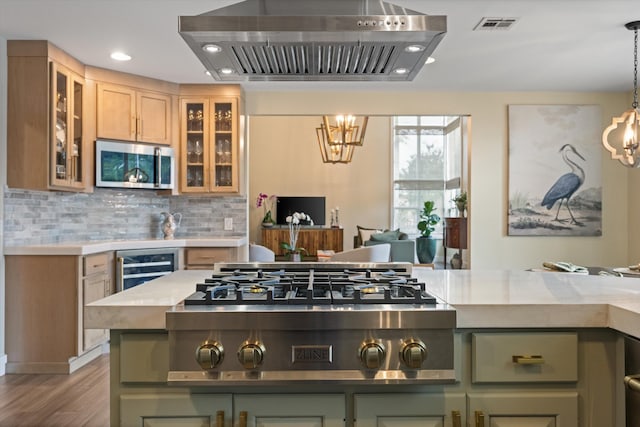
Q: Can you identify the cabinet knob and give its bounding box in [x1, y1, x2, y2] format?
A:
[475, 410, 485, 427]
[399, 338, 428, 369]
[358, 340, 386, 370]
[195, 340, 224, 370]
[238, 341, 266, 370]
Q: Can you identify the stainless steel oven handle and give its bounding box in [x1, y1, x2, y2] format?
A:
[625, 374, 640, 393]
[154, 147, 161, 188]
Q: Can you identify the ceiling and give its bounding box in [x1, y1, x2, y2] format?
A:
[0, 0, 638, 93]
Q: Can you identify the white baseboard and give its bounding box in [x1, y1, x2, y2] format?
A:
[0, 353, 7, 376]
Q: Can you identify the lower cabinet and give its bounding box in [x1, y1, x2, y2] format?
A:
[184, 247, 238, 269]
[5, 252, 114, 373]
[234, 394, 345, 427]
[120, 394, 232, 427]
[120, 393, 344, 427]
[110, 330, 618, 427]
[354, 393, 466, 427]
[467, 392, 578, 427]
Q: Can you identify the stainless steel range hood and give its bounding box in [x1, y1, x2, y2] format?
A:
[179, 0, 446, 82]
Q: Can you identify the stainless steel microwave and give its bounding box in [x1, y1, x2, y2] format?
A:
[95, 139, 175, 189]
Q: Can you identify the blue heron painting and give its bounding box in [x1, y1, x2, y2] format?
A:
[541, 144, 585, 226]
[507, 104, 602, 236]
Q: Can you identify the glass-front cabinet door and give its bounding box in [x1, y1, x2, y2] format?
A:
[180, 97, 238, 193]
[182, 100, 208, 192]
[50, 62, 84, 190]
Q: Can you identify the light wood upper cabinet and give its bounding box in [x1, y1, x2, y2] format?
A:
[97, 83, 171, 145]
[179, 96, 239, 193]
[7, 40, 90, 192]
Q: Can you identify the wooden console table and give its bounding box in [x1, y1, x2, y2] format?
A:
[261, 227, 344, 256]
[443, 217, 468, 269]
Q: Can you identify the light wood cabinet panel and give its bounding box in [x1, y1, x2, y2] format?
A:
[5, 251, 114, 373]
[179, 96, 239, 193]
[184, 247, 237, 269]
[96, 83, 136, 141]
[138, 91, 171, 144]
[82, 251, 114, 352]
[7, 40, 90, 192]
[261, 228, 344, 257]
[97, 83, 171, 145]
[83, 275, 109, 351]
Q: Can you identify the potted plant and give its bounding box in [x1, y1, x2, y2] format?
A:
[452, 191, 467, 217]
[256, 193, 276, 227]
[280, 212, 313, 261]
[416, 200, 441, 264]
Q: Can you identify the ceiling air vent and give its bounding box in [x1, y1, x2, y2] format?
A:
[474, 17, 519, 31]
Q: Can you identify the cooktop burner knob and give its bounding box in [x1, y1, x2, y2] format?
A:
[400, 338, 428, 369]
[195, 340, 224, 370]
[237, 341, 266, 370]
[359, 340, 386, 370]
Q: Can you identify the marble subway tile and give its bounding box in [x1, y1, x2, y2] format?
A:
[3, 189, 247, 246]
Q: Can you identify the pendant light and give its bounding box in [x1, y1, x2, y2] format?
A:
[315, 115, 368, 164]
[602, 21, 640, 167]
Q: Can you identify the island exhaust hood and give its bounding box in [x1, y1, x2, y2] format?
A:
[178, 0, 446, 82]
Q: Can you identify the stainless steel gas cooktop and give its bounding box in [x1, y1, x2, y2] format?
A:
[167, 262, 455, 386]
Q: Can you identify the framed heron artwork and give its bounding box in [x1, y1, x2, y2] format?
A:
[508, 104, 602, 236]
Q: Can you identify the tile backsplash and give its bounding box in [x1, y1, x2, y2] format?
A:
[3, 188, 246, 246]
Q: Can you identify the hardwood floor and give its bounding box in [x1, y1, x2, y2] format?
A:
[0, 354, 110, 427]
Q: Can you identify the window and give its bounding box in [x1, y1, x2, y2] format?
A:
[392, 116, 464, 238]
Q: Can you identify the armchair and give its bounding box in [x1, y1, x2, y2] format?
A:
[354, 226, 415, 263]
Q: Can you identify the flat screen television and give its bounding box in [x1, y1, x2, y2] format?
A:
[276, 196, 326, 226]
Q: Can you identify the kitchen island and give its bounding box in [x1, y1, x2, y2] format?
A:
[86, 268, 636, 427]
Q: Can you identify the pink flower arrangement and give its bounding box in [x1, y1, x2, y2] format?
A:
[256, 193, 276, 224]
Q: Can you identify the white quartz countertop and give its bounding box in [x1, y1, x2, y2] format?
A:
[4, 237, 247, 256]
[85, 269, 210, 329]
[85, 267, 640, 338]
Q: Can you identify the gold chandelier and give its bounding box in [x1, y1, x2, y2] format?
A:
[602, 21, 640, 167]
[316, 115, 369, 164]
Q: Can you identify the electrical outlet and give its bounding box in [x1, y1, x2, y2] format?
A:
[224, 217, 233, 230]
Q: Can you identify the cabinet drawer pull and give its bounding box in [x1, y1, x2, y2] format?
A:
[512, 354, 545, 364]
[452, 410, 461, 427]
[239, 410, 247, 427]
[625, 374, 640, 393]
[475, 411, 485, 427]
[216, 410, 224, 427]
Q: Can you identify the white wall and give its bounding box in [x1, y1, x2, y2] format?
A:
[245, 90, 630, 270]
[249, 116, 392, 249]
[0, 36, 7, 375]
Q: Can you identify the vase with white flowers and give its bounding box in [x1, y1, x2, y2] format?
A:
[280, 212, 313, 261]
[256, 193, 277, 227]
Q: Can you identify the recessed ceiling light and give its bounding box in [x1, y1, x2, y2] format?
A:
[202, 44, 222, 53]
[425, 57, 436, 64]
[110, 51, 131, 61]
[205, 70, 212, 76]
[219, 68, 234, 75]
[405, 45, 425, 53]
[393, 68, 409, 75]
